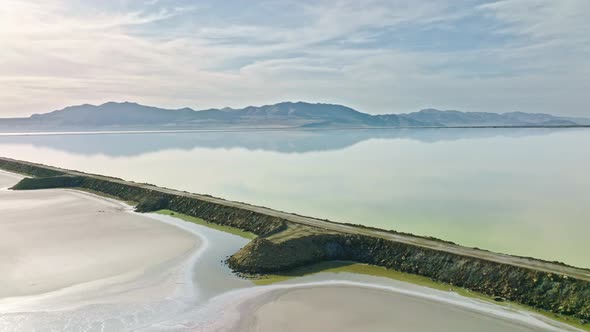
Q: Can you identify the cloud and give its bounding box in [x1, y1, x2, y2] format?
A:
[478, 0, 590, 40]
[0, 0, 588, 117]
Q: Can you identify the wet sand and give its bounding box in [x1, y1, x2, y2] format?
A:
[0, 172, 197, 311]
[231, 285, 571, 332]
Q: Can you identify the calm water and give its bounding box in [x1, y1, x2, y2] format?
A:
[1, 128, 588, 268]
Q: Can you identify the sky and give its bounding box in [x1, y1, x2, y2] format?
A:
[1, 0, 589, 118]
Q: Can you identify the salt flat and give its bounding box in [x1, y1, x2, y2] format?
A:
[0, 172, 197, 311]
[0, 170, 21, 189]
[228, 285, 576, 332]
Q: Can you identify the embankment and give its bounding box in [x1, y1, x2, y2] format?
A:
[1, 156, 589, 322]
[9, 172, 286, 237]
[228, 234, 590, 320]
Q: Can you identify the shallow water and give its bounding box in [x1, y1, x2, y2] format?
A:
[0, 128, 588, 267]
[0, 171, 580, 331]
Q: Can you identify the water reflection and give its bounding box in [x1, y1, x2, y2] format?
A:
[0, 127, 576, 156]
[0, 128, 588, 268]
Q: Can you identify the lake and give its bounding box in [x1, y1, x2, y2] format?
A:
[1, 127, 588, 268]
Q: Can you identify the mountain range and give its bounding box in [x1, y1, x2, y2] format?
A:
[0, 101, 588, 132]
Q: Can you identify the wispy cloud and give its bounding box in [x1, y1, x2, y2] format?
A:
[0, 0, 588, 117]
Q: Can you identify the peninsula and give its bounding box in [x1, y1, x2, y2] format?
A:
[1, 156, 589, 325]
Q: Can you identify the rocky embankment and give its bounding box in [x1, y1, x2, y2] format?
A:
[1, 157, 589, 322]
[228, 234, 590, 321]
[8, 170, 285, 237]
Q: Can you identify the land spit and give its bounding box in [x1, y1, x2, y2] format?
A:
[1, 156, 589, 322]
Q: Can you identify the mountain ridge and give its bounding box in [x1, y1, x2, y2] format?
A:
[0, 101, 588, 131]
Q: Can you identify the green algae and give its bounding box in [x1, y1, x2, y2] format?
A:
[253, 261, 590, 331]
[156, 209, 257, 239]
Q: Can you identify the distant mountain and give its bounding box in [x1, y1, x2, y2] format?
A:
[0, 101, 587, 132]
[399, 109, 581, 127]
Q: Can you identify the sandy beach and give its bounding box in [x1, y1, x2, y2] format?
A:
[0, 172, 197, 311]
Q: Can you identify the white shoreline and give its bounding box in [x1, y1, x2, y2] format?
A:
[0, 172, 199, 315]
[0, 170, 583, 331]
[146, 279, 582, 332]
[0, 170, 252, 330]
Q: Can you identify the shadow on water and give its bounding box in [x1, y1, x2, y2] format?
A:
[0, 127, 582, 157]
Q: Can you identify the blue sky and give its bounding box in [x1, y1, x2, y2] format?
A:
[1, 0, 589, 117]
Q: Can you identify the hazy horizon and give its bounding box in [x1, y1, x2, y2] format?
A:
[1, 2, 589, 330]
[1, 100, 589, 120]
[2, 1, 589, 118]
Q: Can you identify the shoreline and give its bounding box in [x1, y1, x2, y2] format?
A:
[0, 170, 585, 331]
[145, 279, 583, 332]
[0, 125, 589, 137]
[226, 283, 579, 332]
[0, 169, 253, 329]
[1, 156, 589, 325]
[0, 172, 198, 313]
[2, 156, 588, 277]
[0, 158, 584, 325]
